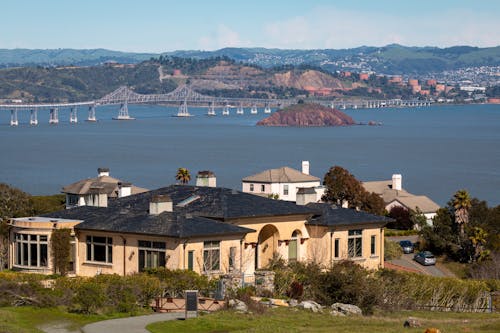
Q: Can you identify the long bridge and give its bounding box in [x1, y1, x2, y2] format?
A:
[0, 85, 432, 126]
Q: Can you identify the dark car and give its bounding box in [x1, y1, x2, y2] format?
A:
[413, 251, 436, 266]
[399, 240, 414, 254]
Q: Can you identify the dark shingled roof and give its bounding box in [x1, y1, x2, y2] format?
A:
[305, 203, 392, 227]
[44, 185, 312, 238]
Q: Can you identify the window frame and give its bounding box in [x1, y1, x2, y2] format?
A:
[347, 229, 363, 258]
[370, 235, 376, 256]
[138, 240, 167, 271]
[86, 235, 113, 264]
[260, 184, 265, 192]
[249, 183, 254, 192]
[283, 184, 289, 196]
[203, 241, 220, 272]
[14, 233, 48, 268]
[334, 238, 340, 259]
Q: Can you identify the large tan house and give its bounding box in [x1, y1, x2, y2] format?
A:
[8, 185, 390, 276]
[363, 174, 440, 225]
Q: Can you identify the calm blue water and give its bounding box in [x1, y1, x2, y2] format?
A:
[0, 104, 499, 206]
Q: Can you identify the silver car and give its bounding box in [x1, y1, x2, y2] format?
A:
[399, 240, 414, 254]
[414, 251, 436, 266]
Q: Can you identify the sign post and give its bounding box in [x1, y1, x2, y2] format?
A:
[185, 290, 198, 319]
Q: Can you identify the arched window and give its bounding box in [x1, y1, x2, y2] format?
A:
[288, 230, 300, 262]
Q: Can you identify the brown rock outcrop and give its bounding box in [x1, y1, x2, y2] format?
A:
[257, 103, 356, 127]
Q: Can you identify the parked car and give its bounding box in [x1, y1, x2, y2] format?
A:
[399, 240, 414, 254]
[413, 251, 436, 266]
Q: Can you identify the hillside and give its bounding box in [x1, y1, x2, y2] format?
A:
[1, 45, 499, 75]
[257, 103, 356, 127]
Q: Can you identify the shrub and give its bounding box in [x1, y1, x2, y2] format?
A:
[72, 281, 106, 314]
[384, 239, 403, 260]
[144, 268, 216, 297]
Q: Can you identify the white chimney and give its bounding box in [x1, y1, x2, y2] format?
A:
[118, 182, 132, 198]
[392, 174, 402, 191]
[150, 195, 173, 215]
[302, 161, 310, 175]
[196, 170, 217, 187]
[98, 167, 110, 177]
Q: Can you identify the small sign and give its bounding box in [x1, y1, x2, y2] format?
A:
[185, 290, 198, 319]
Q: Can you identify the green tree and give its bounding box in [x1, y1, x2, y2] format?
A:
[175, 167, 191, 185]
[322, 166, 384, 215]
[51, 229, 72, 276]
[0, 183, 33, 218]
[0, 219, 9, 270]
[451, 189, 472, 236]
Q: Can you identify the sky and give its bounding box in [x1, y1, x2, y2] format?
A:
[1, 0, 499, 52]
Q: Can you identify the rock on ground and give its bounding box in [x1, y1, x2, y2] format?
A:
[297, 300, 323, 313]
[330, 303, 362, 316]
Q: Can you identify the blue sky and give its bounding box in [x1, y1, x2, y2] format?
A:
[1, 0, 499, 52]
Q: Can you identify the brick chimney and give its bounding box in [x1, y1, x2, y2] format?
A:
[150, 195, 173, 215]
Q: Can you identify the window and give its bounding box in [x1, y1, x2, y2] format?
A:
[348, 229, 362, 258]
[370, 235, 376, 256]
[67, 194, 79, 206]
[86, 236, 113, 263]
[250, 184, 254, 192]
[334, 238, 340, 258]
[288, 231, 299, 262]
[138, 240, 166, 271]
[283, 185, 289, 196]
[229, 246, 237, 270]
[203, 241, 220, 271]
[261, 184, 265, 192]
[14, 233, 48, 268]
[187, 251, 194, 271]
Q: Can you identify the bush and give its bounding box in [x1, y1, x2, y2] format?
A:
[144, 268, 216, 298]
[384, 239, 403, 260]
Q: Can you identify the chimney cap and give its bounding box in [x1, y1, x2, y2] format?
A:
[118, 181, 132, 187]
[151, 194, 172, 203]
[197, 170, 215, 177]
[98, 167, 109, 173]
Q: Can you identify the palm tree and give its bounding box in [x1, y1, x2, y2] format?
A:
[451, 189, 471, 236]
[175, 167, 191, 185]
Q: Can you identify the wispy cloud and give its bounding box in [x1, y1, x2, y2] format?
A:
[261, 6, 500, 49]
[198, 24, 251, 50]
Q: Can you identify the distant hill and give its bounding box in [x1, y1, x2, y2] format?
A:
[0, 45, 499, 74]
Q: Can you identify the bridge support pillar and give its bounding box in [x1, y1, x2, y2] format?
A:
[250, 104, 258, 114]
[236, 102, 244, 115]
[49, 108, 59, 124]
[10, 109, 18, 126]
[30, 109, 38, 126]
[113, 101, 134, 120]
[264, 103, 271, 114]
[222, 103, 230, 116]
[207, 101, 216, 116]
[177, 99, 190, 117]
[70, 107, 78, 123]
[87, 105, 97, 122]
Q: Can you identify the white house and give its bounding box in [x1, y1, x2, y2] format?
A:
[242, 161, 324, 202]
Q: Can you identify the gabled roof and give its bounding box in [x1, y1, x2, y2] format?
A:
[306, 203, 392, 227]
[242, 167, 320, 183]
[362, 180, 440, 213]
[62, 175, 148, 198]
[389, 196, 440, 214]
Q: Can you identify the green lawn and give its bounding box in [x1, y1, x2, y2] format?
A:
[0, 307, 132, 333]
[147, 308, 500, 333]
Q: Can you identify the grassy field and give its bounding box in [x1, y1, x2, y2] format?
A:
[147, 308, 500, 333]
[0, 307, 133, 333]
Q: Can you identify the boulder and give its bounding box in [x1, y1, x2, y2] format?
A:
[403, 317, 422, 328]
[298, 300, 323, 313]
[228, 299, 248, 312]
[288, 299, 299, 307]
[330, 303, 362, 316]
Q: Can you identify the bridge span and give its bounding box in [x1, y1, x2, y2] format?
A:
[0, 85, 432, 126]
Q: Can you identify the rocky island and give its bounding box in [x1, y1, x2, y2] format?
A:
[257, 103, 356, 127]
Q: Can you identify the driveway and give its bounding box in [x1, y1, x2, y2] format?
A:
[386, 235, 453, 277]
[82, 312, 184, 333]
